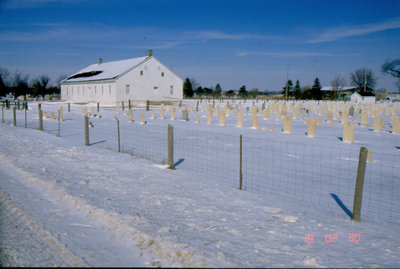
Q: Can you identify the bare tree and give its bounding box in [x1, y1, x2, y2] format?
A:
[31, 75, 50, 97]
[331, 75, 346, 91]
[249, 88, 259, 98]
[0, 68, 10, 87]
[57, 74, 68, 85]
[350, 68, 376, 93]
[0, 68, 10, 97]
[381, 58, 400, 91]
[10, 71, 29, 97]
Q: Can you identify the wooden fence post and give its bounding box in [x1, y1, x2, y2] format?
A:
[1, 104, 4, 123]
[239, 135, 243, 190]
[12, 106, 16, 126]
[146, 100, 150, 111]
[24, 106, 27, 128]
[57, 110, 60, 137]
[168, 124, 175, 169]
[68, 102, 70, 112]
[38, 109, 43, 131]
[115, 117, 120, 152]
[84, 115, 89, 146]
[352, 147, 368, 222]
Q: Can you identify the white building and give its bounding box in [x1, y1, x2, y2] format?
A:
[350, 92, 376, 104]
[60, 51, 183, 105]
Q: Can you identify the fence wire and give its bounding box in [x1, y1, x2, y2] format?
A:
[1, 104, 399, 225]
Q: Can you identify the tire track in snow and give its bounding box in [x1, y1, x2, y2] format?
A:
[0, 192, 88, 267]
[0, 151, 217, 267]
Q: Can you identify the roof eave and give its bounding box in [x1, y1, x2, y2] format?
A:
[60, 76, 118, 84]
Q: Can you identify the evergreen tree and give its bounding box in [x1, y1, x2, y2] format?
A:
[311, 77, 322, 100]
[282, 80, 293, 97]
[225, 90, 235, 97]
[214, 83, 222, 96]
[238, 85, 248, 98]
[195, 86, 204, 97]
[293, 80, 301, 100]
[183, 78, 194, 98]
[203, 87, 213, 96]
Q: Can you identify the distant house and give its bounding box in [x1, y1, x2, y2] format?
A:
[321, 86, 357, 100]
[60, 50, 183, 104]
[350, 92, 376, 104]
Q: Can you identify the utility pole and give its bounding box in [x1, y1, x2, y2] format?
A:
[286, 63, 289, 100]
[364, 70, 367, 93]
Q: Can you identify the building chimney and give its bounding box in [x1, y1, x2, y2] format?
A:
[98, 58, 103, 65]
[148, 50, 153, 57]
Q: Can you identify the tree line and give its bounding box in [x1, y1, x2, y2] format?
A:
[184, 59, 400, 100]
[0, 68, 66, 99]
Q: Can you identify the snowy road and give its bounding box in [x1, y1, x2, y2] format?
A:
[0, 168, 87, 267]
[0, 165, 148, 267]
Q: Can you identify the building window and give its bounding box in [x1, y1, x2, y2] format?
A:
[140, 70, 143, 76]
[66, 87, 69, 95]
[101, 85, 104, 95]
[170, 86, 173, 95]
[126, 84, 130, 95]
[109, 85, 111, 94]
[78, 86, 79, 95]
[72, 87, 74, 95]
[161, 72, 164, 77]
[94, 85, 97, 95]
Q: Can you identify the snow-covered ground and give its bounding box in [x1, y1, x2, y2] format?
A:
[0, 99, 399, 267]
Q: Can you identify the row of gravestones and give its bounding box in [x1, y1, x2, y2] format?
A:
[78, 100, 400, 138]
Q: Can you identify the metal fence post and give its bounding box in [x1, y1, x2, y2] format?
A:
[38, 109, 43, 130]
[84, 115, 89, 146]
[168, 124, 175, 169]
[12, 106, 16, 126]
[352, 147, 368, 222]
[239, 135, 243, 190]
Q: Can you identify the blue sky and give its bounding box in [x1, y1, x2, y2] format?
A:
[0, 0, 399, 92]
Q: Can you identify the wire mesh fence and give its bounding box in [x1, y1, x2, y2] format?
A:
[1, 103, 399, 225]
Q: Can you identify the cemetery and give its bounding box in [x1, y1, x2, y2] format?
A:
[1, 97, 400, 267]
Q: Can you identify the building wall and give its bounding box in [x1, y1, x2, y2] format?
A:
[362, 96, 376, 104]
[350, 93, 362, 103]
[61, 57, 183, 104]
[350, 93, 376, 104]
[61, 81, 117, 103]
[115, 57, 183, 102]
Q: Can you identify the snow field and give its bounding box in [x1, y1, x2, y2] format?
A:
[0, 139, 210, 267]
[0, 99, 400, 267]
